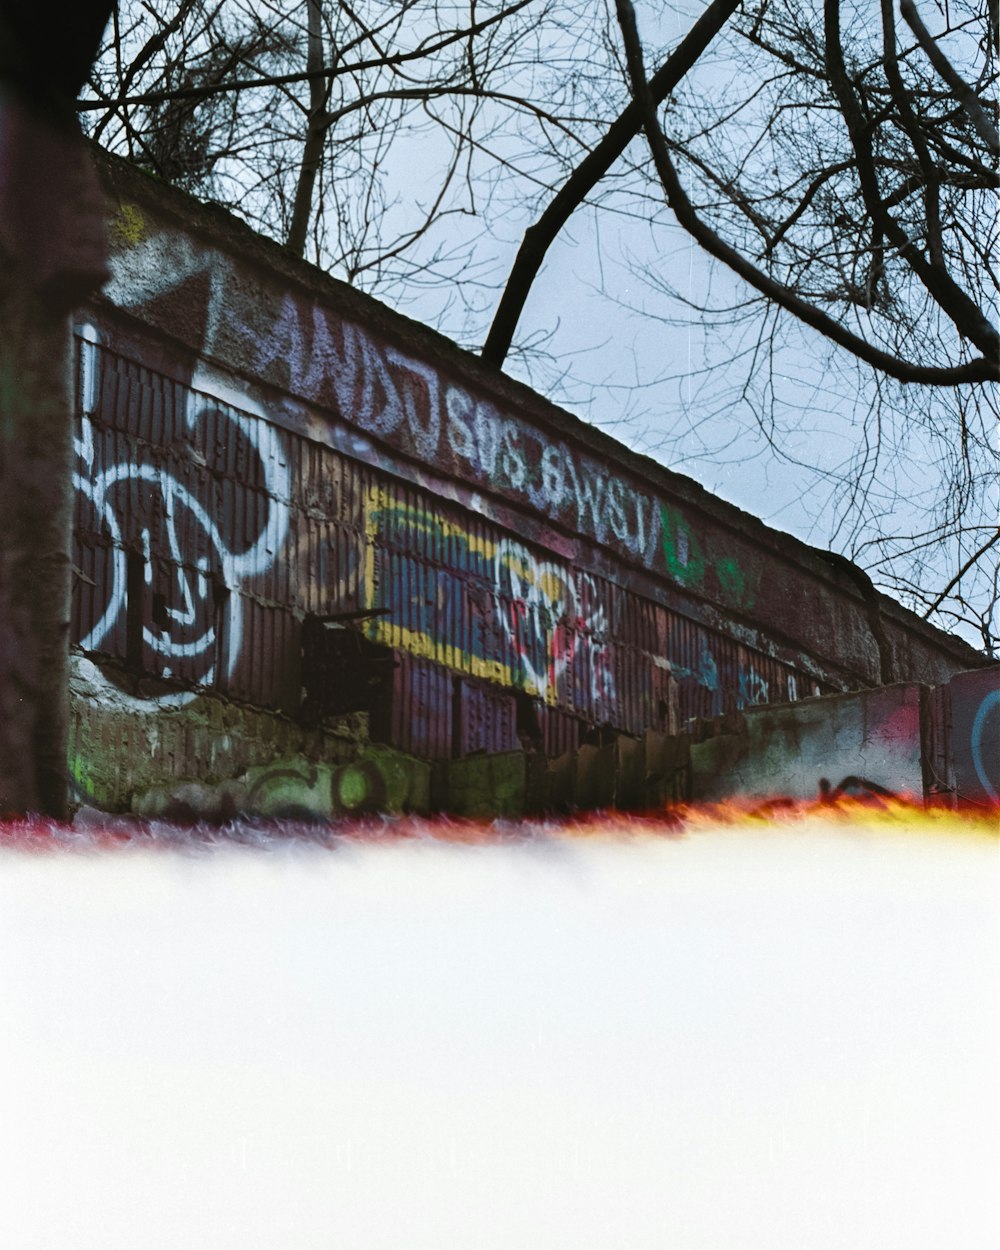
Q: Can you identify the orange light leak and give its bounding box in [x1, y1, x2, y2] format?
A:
[2, 801, 997, 1249]
[0, 795, 997, 849]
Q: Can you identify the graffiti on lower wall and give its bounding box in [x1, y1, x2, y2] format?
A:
[949, 668, 1000, 804]
[971, 692, 999, 800]
[124, 747, 431, 821]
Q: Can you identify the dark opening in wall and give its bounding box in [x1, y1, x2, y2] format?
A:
[300, 610, 395, 726]
[515, 690, 542, 750]
[451, 677, 464, 759]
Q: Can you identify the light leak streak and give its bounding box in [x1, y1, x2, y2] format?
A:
[0, 810, 996, 1250]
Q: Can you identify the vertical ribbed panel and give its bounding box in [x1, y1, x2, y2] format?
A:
[390, 652, 453, 759]
[455, 679, 518, 757]
[72, 333, 830, 759]
[538, 706, 582, 758]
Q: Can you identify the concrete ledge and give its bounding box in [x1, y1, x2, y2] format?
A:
[690, 683, 927, 802]
[69, 652, 363, 815]
[71, 645, 994, 817]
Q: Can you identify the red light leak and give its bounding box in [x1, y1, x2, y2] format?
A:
[1, 795, 996, 851]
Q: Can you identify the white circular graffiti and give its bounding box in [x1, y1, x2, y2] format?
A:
[74, 339, 290, 709]
[493, 537, 614, 714]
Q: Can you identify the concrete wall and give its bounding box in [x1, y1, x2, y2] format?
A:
[687, 668, 999, 808]
[939, 667, 999, 806]
[70, 653, 430, 821]
[690, 684, 927, 803]
[446, 669, 998, 816]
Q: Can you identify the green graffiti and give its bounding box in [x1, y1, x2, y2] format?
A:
[715, 555, 755, 608]
[112, 203, 146, 246]
[660, 503, 705, 587]
[68, 753, 98, 804]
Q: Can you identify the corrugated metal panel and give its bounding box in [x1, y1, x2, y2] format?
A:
[456, 678, 518, 757]
[72, 332, 832, 761]
[389, 652, 453, 759]
[538, 706, 582, 758]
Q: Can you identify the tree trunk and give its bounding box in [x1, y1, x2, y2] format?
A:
[286, 0, 329, 258]
[0, 79, 109, 818]
[0, 288, 74, 817]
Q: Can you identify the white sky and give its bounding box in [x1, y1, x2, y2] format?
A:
[2, 820, 997, 1249]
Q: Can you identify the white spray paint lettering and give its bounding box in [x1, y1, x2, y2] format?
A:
[115, 227, 661, 569]
[493, 537, 615, 714]
[73, 330, 290, 708]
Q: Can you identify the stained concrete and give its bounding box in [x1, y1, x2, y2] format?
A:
[690, 683, 927, 802]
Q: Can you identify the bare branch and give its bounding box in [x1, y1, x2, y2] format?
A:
[921, 529, 1000, 618]
[614, 0, 998, 385]
[481, 0, 743, 367]
[901, 0, 1000, 157]
[76, 1, 533, 112]
[823, 0, 998, 359]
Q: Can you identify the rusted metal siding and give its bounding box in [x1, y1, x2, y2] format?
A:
[455, 679, 519, 757]
[537, 706, 583, 758]
[72, 332, 839, 761]
[389, 653, 453, 760]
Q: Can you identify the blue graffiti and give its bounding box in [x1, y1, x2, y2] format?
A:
[971, 688, 1000, 802]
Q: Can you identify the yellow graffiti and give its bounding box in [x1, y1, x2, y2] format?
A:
[362, 486, 567, 700]
[112, 203, 147, 246]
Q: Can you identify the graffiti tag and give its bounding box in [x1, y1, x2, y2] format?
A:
[73, 328, 290, 706]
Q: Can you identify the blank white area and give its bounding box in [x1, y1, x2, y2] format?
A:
[0, 823, 997, 1250]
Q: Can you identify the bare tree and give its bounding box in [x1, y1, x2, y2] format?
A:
[601, 0, 997, 649]
[486, 0, 998, 650]
[77, 1, 999, 657]
[81, 1, 584, 284]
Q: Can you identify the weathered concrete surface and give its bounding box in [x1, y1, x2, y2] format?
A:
[446, 732, 692, 818]
[74, 644, 991, 817]
[615, 735, 646, 809]
[69, 653, 363, 814]
[575, 744, 617, 811]
[447, 751, 529, 819]
[330, 746, 431, 816]
[641, 730, 692, 809]
[690, 683, 927, 803]
[130, 746, 431, 822]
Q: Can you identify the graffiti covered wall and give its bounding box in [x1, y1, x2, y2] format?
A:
[69, 150, 987, 776]
[72, 332, 806, 756]
[944, 668, 1000, 806]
